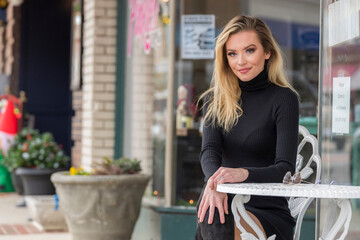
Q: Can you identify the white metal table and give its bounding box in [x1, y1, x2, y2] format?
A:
[217, 183, 360, 240]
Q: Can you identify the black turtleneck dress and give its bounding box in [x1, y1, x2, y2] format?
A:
[196, 70, 299, 240]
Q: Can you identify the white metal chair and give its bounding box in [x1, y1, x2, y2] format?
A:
[231, 125, 321, 240]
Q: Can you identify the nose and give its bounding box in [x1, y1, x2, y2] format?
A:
[237, 53, 246, 66]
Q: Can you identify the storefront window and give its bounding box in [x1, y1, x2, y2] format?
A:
[174, 0, 320, 206]
[320, 0, 360, 238]
[123, 0, 171, 199]
[173, 0, 242, 206]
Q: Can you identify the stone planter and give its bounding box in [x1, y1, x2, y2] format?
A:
[51, 171, 151, 240]
[16, 167, 65, 195]
[25, 195, 68, 231]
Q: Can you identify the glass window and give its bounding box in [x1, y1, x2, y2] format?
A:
[174, 0, 320, 206]
[320, 0, 360, 238]
[123, 0, 171, 199]
[249, 0, 320, 119]
[173, 0, 242, 206]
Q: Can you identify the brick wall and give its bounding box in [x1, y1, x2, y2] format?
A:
[5, 3, 21, 95]
[71, 90, 82, 167]
[80, 0, 117, 168]
[129, 43, 154, 175]
[5, 4, 15, 76]
[0, 23, 4, 74]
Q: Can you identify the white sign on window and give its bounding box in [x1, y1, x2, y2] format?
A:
[332, 77, 351, 134]
[181, 15, 215, 59]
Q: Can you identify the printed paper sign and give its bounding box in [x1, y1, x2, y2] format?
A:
[332, 77, 350, 134]
[181, 15, 215, 59]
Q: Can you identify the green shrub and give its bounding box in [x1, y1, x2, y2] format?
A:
[91, 157, 142, 175]
[2, 128, 69, 171]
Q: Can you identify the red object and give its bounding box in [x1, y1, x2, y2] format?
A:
[0, 94, 23, 133]
[0, 100, 20, 134]
[26, 134, 32, 140]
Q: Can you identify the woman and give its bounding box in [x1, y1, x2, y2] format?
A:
[195, 15, 299, 240]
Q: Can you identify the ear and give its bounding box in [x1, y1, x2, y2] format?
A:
[265, 51, 271, 60]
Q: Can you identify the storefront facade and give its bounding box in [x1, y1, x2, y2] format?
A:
[75, 0, 360, 239]
[119, 0, 322, 239]
[319, 0, 360, 239]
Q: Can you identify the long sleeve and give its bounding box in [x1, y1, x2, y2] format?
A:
[199, 106, 223, 182]
[244, 89, 299, 183]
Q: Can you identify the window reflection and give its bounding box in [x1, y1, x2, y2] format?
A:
[320, 0, 360, 238]
[124, 0, 171, 200]
[174, 0, 320, 206]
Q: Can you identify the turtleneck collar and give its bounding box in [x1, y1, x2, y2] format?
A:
[238, 69, 270, 92]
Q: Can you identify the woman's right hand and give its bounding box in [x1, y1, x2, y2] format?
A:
[198, 178, 229, 224]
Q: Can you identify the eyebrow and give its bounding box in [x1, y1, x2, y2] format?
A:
[226, 44, 257, 52]
[244, 44, 256, 50]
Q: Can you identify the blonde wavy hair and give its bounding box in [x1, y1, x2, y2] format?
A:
[199, 15, 297, 132]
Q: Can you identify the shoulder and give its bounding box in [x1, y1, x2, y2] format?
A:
[270, 85, 298, 103]
[268, 85, 299, 116]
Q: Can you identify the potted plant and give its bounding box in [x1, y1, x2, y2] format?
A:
[2, 127, 69, 195]
[51, 157, 151, 240]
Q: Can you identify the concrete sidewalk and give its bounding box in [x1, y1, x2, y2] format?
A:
[0, 193, 71, 240]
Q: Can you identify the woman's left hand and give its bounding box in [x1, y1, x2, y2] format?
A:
[208, 167, 249, 190]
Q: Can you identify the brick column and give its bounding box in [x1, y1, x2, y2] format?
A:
[81, 0, 117, 168]
[4, 4, 15, 76]
[71, 90, 82, 167]
[0, 22, 5, 73]
[129, 44, 154, 175]
[5, 3, 21, 95]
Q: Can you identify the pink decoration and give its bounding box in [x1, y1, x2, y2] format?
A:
[127, 0, 160, 56]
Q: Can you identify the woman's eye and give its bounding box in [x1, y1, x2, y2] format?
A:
[227, 52, 236, 57]
[246, 48, 255, 54]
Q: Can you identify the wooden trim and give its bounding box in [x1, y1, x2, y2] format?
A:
[114, 0, 127, 159]
[165, 0, 177, 206]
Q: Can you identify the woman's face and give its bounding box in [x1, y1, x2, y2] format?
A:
[225, 30, 271, 82]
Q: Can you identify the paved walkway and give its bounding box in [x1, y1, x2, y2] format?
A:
[2, 193, 360, 240]
[0, 193, 71, 240]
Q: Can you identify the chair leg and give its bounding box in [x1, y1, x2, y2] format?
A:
[234, 210, 267, 240]
[293, 197, 315, 240]
[232, 194, 267, 240]
[321, 199, 352, 240]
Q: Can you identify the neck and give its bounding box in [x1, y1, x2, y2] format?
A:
[238, 69, 270, 92]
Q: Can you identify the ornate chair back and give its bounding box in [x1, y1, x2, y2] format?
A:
[290, 125, 321, 240]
